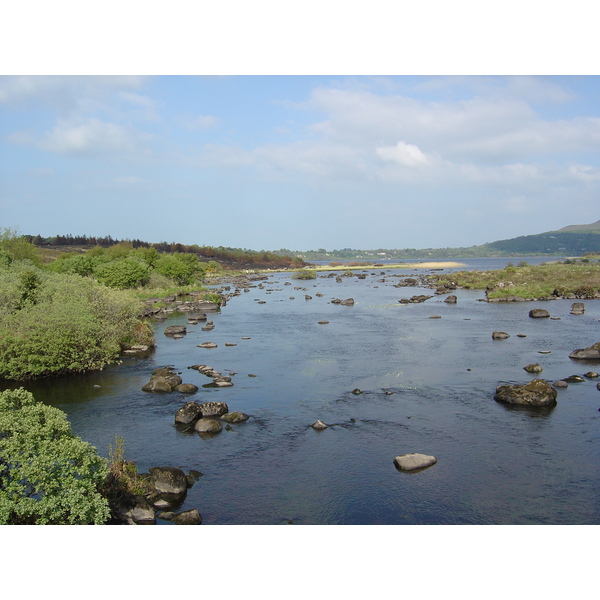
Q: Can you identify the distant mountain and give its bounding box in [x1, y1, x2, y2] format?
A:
[484, 220, 600, 256]
[555, 220, 600, 233]
[284, 220, 600, 260]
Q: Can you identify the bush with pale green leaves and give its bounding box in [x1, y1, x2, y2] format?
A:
[0, 388, 110, 525]
[0, 264, 152, 380]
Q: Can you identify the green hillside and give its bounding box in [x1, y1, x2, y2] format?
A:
[555, 220, 600, 233]
[484, 225, 600, 256]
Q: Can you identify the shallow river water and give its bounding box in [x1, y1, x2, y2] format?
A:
[6, 258, 600, 524]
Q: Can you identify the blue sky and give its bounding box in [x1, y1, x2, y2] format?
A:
[1, 74, 599, 251]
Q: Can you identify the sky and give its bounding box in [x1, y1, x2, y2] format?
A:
[1, 74, 599, 252]
[1, 2, 599, 253]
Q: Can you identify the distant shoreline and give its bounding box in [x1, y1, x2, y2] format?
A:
[308, 261, 467, 272]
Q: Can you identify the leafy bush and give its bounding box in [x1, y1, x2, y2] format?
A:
[0, 228, 42, 267]
[48, 253, 98, 277]
[94, 258, 150, 289]
[0, 388, 110, 524]
[0, 266, 152, 380]
[154, 253, 205, 285]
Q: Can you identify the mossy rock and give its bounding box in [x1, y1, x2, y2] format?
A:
[221, 411, 250, 423]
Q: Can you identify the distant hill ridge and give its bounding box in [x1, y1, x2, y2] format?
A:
[555, 220, 600, 233]
[485, 219, 600, 256]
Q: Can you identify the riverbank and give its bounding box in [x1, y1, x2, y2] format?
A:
[434, 260, 600, 300]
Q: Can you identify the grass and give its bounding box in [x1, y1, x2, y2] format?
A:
[102, 435, 149, 500]
[435, 260, 600, 300]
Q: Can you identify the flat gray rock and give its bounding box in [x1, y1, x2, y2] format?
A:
[394, 453, 437, 471]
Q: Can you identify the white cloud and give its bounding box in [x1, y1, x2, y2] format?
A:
[0, 75, 147, 116]
[10, 118, 151, 158]
[119, 91, 160, 120]
[376, 141, 429, 167]
[568, 163, 600, 182]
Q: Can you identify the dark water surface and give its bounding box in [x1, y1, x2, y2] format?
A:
[7, 258, 600, 524]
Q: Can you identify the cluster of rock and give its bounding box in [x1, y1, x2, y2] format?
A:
[142, 292, 222, 320]
[175, 400, 249, 435]
[331, 298, 355, 305]
[113, 466, 202, 525]
[398, 295, 433, 304]
[189, 363, 234, 387]
[142, 366, 198, 393]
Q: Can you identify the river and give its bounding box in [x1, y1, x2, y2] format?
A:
[6, 257, 600, 524]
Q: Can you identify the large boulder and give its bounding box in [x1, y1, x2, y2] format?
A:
[142, 376, 176, 393]
[172, 509, 202, 525]
[570, 302, 585, 315]
[444, 295, 457, 304]
[175, 401, 202, 424]
[569, 341, 600, 360]
[199, 401, 229, 418]
[129, 496, 156, 524]
[494, 379, 557, 407]
[194, 418, 223, 434]
[164, 325, 187, 336]
[529, 309, 550, 318]
[394, 453, 437, 471]
[148, 467, 190, 497]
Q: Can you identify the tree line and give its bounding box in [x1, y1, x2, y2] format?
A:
[25, 234, 305, 268]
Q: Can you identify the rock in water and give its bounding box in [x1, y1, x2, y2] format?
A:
[176, 383, 199, 393]
[569, 341, 600, 360]
[494, 379, 557, 407]
[570, 302, 585, 315]
[529, 309, 550, 318]
[175, 401, 202, 424]
[492, 331, 510, 340]
[164, 325, 187, 336]
[194, 418, 223, 433]
[523, 363, 543, 373]
[172, 509, 202, 525]
[394, 453, 437, 471]
[221, 411, 250, 423]
[311, 420, 328, 430]
[198, 401, 229, 417]
[148, 467, 190, 496]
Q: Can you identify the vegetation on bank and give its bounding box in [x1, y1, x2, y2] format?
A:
[434, 259, 600, 300]
[0, 388, 110, 524]
[1, 230, 216, 381]
[0, 261, 154, 380]
[0, 388, 148, 525]
[26, 232, 304, 270]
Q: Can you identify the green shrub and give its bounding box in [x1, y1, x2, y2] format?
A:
[154, 253, 205, 285]
[0, 388, 110, 524]
[94, 258, 150, 289]
[48, 253, 98, 277]
[0, 268, 151, 380]
[293, 269, 317, 280]
[0, 228, 42, 267]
